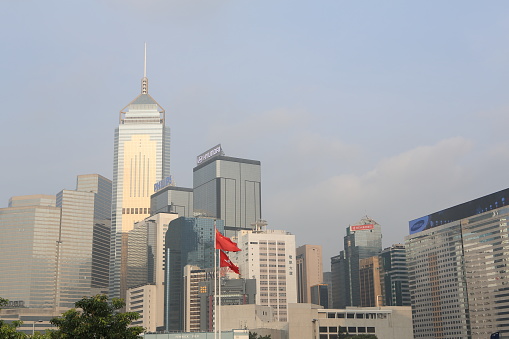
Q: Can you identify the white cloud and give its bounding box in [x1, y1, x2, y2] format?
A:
[263, 137, 475, 261]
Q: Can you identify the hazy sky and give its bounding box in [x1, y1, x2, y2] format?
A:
[2, 1, 509, 262]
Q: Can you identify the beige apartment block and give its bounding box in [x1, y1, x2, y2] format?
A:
[296, 244, 323, 304]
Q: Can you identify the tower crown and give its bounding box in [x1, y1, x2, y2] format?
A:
[119, 43, 165, 124]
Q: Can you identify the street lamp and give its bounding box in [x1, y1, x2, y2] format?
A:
[32, 320, 43, 335]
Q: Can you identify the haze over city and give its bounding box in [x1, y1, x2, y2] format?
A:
[3, 1, 509, 261]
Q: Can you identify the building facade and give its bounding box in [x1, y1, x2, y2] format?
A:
[164, 217, 225, 331]
[150, 185, 193, 217]
[198, 275, 257, 332]
[331, 217, 382, 308]
[358, 256, 383, 307]
[296, 245, 323, 304]
[193, 149, 261, 237]
[0, 175, 111, 310]
[125, 213, 179, 332]
[379, 244, 410, 307]
[233, 228, 297, 322]
[310, 284, 329, 309]
[110, 64, 171, 300]
[406, 188, 509, 338]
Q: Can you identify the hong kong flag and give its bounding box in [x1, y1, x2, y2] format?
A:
[220, 250, 240, 274]
[215, 228, 241, 252]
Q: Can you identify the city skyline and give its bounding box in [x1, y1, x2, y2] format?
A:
[3, 1, 509, 261]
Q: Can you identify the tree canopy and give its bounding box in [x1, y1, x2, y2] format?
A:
[48, 295, 143, 339]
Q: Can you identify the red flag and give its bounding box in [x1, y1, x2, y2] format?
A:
[220, 250, 240, 274]
[215, 229, 241, 252]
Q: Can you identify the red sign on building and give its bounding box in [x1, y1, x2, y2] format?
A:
[351, 224, 374, 231]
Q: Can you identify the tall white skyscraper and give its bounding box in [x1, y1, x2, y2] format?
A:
[110, 49, 170, 299]
[233, 227, 297, 322]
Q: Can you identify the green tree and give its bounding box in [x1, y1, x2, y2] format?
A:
[48, 295, 143, 339]
[249, 332, 271, 339]
[0, 297, 28, 339]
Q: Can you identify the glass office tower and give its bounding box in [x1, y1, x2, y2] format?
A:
[379, 244, 410, 307]
[110, 67, 170, 300]
[56, 174, 111, 306]
[164, 217, 224, 331]
[406, 188, 509, 339]
[0, 195, 61, 308]
[193, 155, 261, 237]
[0, 174, 111, 309]
[331, 216, 382, 308]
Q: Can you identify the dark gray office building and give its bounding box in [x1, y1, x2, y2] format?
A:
[151, 185, 193, 217]
[193, 146, 261, 237]
[331, 216, 382, 308]
[380, 244, 410, 307]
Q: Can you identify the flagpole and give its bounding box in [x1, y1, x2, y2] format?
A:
[214, 221, 217, 339]
[218, 262, 222, 339]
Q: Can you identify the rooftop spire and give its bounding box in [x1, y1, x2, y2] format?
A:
[141, 43, 148, 94]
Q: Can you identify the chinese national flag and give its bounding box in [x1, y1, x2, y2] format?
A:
[215, 228, 241, 252]
[220, 250, 240, 274]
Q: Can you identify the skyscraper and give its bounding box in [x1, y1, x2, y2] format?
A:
[358, 256, 383, 307]
[110, 49, 170, 299]
[126, 213, 178, 332]
[0, 174, 111, 310]
[331, 216, 382, 308]
[193, 145, 261, 237]
[164, 217, 224, 331]
[406, 188, 509, 338]
[296, 244, 323, 303]
[379, 244, 410, 307]
[234, 228, 297, 322]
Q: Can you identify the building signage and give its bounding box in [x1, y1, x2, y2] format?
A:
[154, 176, 172, 192]
[408, 188, 509, 235]
[351, 224, 374, 231]
[197, 144, 223, 165]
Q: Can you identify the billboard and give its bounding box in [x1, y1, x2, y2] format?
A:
[154, 176, 172, 192]
[409, 188, 509, 235]
[197, 144, 223, 165]
[351, 224, 374, 231]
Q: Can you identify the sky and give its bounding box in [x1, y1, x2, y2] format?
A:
[2, 1, 509, 262]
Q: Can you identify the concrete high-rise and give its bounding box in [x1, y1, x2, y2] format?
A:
[110, 52, 170, 300]
[296, 244, 323, 303]
[331, 216, 382, 308]
[359, 256, 383, 307]
[125, 213, 179, 332]
[0, 174, 111, 310]
[406, 188, 509, 339]
[193, 145, 261, 237]
[233, 227, 297, 322]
